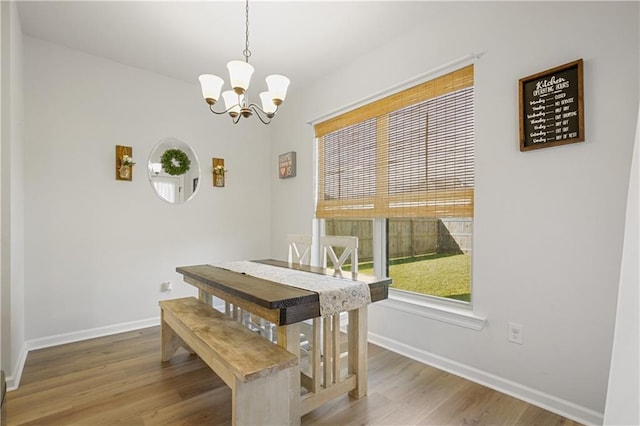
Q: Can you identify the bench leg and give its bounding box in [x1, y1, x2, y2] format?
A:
[161, 310, 194, 361]
[233, 367, 295, 426]
[277, 323, 301, 425]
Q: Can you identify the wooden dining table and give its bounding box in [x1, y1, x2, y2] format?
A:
[176, 259, 391, 420]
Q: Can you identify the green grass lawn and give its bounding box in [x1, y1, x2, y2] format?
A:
[359, 253, 471, 302]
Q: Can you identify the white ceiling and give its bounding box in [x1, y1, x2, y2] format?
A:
[16, 1, 448, 93]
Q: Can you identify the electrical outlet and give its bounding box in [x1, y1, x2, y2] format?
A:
[508, 322, 523, 344]
[161, 281, 173, 292]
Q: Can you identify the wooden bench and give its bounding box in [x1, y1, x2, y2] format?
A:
[160, 297, 299, 425]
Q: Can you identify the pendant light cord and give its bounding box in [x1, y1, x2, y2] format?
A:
[243, 0, 251, 63]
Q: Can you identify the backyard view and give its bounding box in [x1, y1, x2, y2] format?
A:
[359, 253, 471, 302]
[327, 218, 472, 302]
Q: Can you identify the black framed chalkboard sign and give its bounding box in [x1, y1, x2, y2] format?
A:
[519, 59, 584, 152]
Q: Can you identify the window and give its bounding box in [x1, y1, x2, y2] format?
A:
[316, 65, 474, 302]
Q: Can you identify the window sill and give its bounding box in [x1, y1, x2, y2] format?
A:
[379, 289, 487, 331]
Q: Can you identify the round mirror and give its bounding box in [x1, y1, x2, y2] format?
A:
[148, 137, 200, 204]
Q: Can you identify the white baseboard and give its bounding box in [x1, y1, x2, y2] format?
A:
[367, 331, 603, 426]
[6, 346, 29, 392]
[6, 317, 160, 391]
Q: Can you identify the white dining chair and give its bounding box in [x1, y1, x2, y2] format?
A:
[301, 236, 359, 391]
[320, 235, 359, 280]
[286, 234, 315, 360]
[287, 234, 312, 266]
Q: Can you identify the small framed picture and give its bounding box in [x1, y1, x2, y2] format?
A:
[279, 151, 296, 179]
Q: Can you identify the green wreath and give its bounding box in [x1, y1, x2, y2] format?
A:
[160, 148, 191, 176]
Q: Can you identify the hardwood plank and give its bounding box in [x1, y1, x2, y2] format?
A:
[516, 404, 584, 426]
[417, 381, 525, 425]
[304, 391, 395, 425]
[6, 326, 582, 426]
[142, 387, 232, 426]
[19, 328, 158, 386]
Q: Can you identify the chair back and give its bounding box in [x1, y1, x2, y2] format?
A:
[287, 234, 312, 266]
[320, 235, 359, 280]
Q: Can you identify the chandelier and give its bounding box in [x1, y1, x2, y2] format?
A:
[198, 0, 290, 125]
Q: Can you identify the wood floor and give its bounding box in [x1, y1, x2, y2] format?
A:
[6, 326, 581, 425]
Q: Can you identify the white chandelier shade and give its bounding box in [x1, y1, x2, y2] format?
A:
[265, 74, 290, 105]
[227, 60, 254, 93]
[259, 92, 277, 114]
[198, 74, 224, 104]
[221, 91, 243, 117]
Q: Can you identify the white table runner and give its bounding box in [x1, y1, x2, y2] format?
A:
[211, 260, 371, 317]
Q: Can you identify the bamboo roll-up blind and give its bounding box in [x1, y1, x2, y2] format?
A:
[315, 65, 474, 219]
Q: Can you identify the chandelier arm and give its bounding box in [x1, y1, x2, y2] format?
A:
[248, 103, 277, 125]
[232, 114, 242, 125]
[254, 112, 271, 125]
[209, 103, 238, 116]
[248, 103, 278, 116]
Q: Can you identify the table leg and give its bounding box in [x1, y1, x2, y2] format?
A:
[198, 289, 212, 306]
[348, 305, 368, 398]
[277, 323, 301, 425]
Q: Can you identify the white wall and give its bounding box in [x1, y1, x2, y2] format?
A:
[0, 0, 7, 376]
[270, 2, 639, 423]
[0, 0, 25, 385]
[8, 0, 24, 384]
[603, 107, 639, 425]
[22, 37, 272, 342]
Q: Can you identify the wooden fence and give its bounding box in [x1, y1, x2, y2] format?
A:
[325, 218, 472, 262]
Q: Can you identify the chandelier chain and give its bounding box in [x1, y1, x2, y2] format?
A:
[243, 0, 251, 62]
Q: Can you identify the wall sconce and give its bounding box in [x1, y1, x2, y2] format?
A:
[212, 158, 227, 187]
[116, 145, 135, 181]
